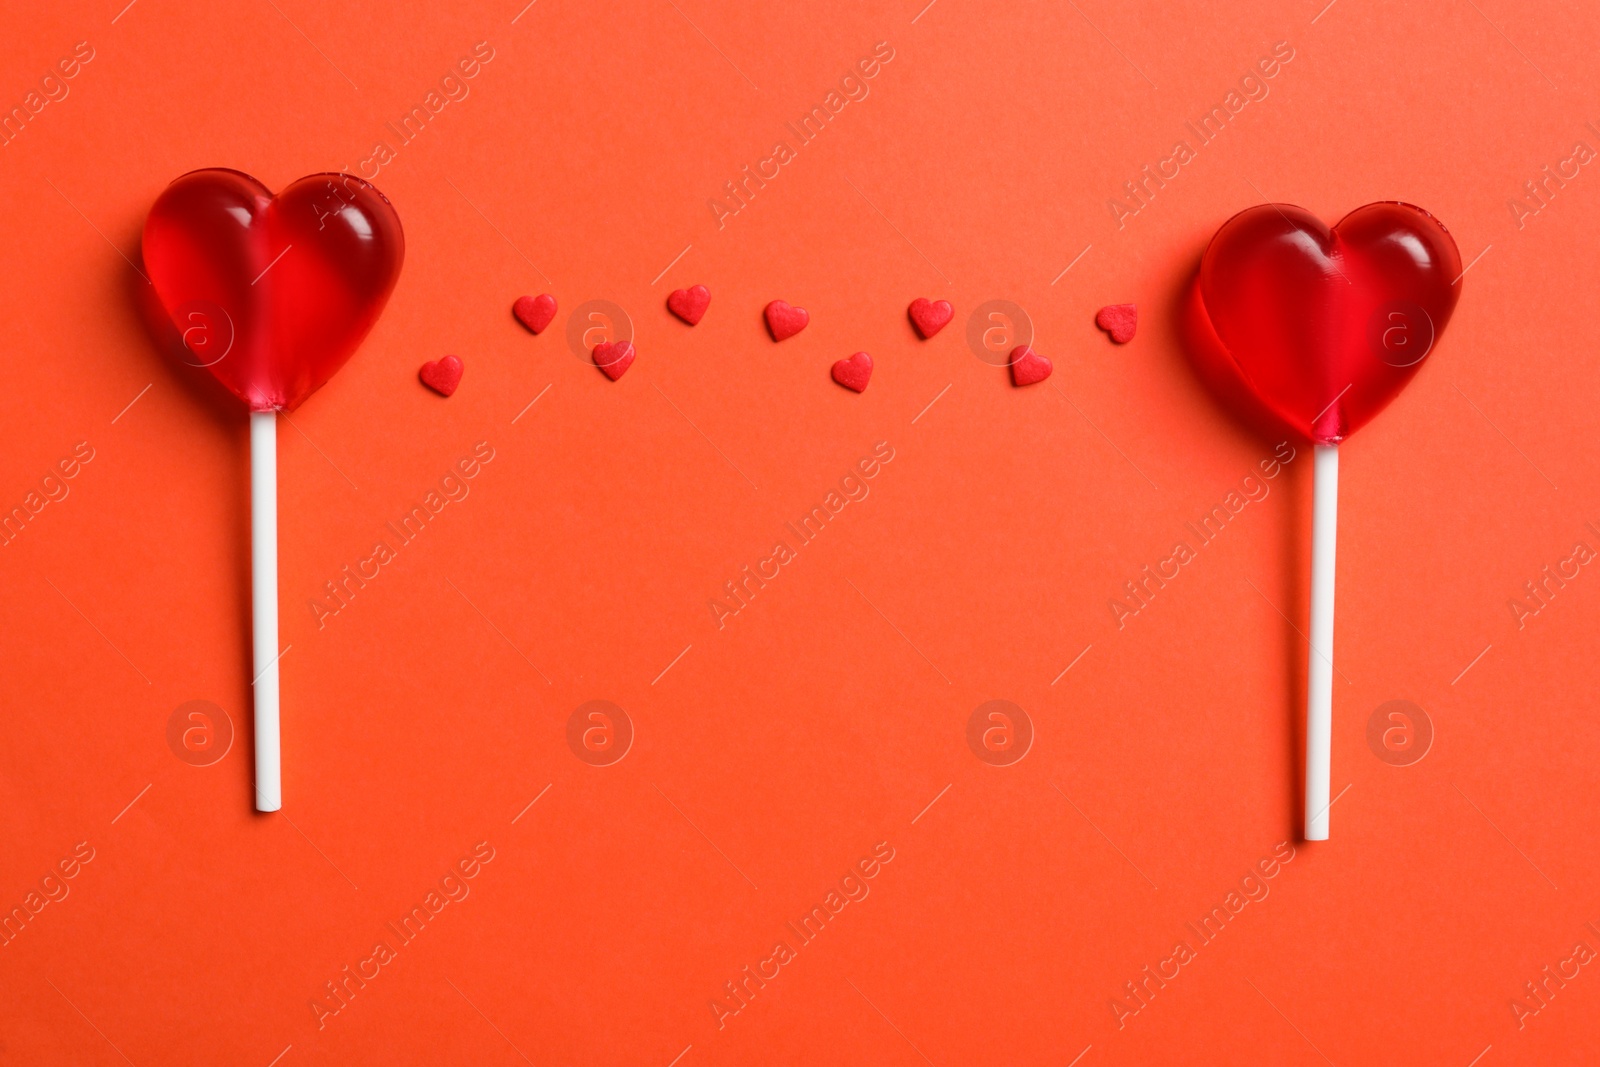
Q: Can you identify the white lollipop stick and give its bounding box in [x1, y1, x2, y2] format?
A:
[250, 411, 282, 812]
[1304, 442, 1338, 840]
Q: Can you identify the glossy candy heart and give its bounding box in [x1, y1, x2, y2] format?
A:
[142, 169, 404, 412]
[1191, 202, 1460, 444]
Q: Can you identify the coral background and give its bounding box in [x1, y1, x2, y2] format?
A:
[1, 0, 1596, 1063]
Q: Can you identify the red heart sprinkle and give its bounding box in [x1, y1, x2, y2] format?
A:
[764, 300, 809, 341]
[831, 351, 873, 392]
[420, 355, 463, 396]
[1095, 303, 1137, 343]
[908, 297, 954, 339]
[667, 285, 711, 326]
[1009, 346, 1052, 386]
[513, 293, 557, 334]
[594, 341, 636, 381]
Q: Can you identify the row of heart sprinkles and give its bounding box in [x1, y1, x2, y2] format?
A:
[415, 291, 1138, 397]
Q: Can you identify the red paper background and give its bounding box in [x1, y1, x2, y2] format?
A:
[2, 1, 1598, 1063]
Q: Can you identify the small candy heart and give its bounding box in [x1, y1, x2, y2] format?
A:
[1096, 303, 1137, 344]
[907, 297, 953, 339]
[764, 299, 809, 341]
[831, 351, 873, 392]
[594, 341, 636, 381]
[1009, 345, 1052, 387]
[667, 285, 711, 326]
[420, 355, 464, 396]
[513, 293, 558, 334]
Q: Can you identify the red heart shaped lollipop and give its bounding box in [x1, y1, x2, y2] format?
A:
[142, 169, 405, 411]
[140, 169, 403, 816]
[1188, 201, 1462, 843]
[1192, 202, 1460, 444]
